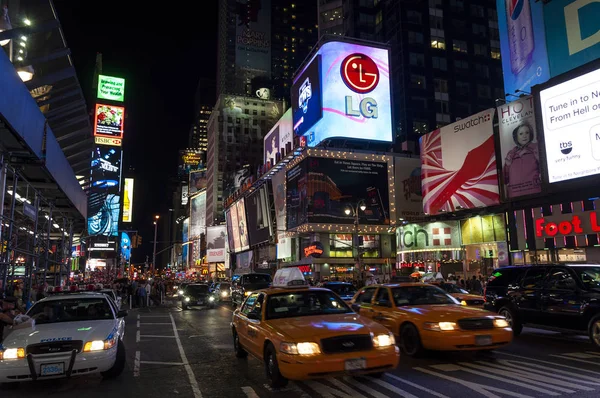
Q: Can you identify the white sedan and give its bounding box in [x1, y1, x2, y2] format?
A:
[0, 292, 126, 386]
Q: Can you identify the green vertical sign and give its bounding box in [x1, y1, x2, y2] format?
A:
[97, 75, 125, 102]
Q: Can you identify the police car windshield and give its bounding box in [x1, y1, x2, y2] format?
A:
[266, 291, 352, 320]
[28, 298, 114, 324]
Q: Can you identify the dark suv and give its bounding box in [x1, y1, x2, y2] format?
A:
[483, 264, 600, 348]
[231, 273, 272, 307]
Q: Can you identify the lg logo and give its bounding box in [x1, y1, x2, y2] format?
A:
[340, 53, 379, 94]
[560, 141, 573, 155]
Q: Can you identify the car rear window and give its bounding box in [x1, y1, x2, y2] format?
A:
[487, 267, 527, 287]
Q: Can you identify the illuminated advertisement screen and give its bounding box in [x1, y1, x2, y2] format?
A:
[189, 168, 207, 195]
[225, 209, 236, 253]
[228, 203, 241, 252]
[246, 184, 272, 246]
[97, 75, 125, 102]
[264, 108, 294, 165]
[236, 199, 249, 251]
[94, 104, 125, 138]
[207, 225, 227, 263]
[88, 146, 122, 237]
[496, 0, 550, 98]
[122, 178, 134, 222]
[189, 191, 206, 239]
[537, 64, 600, 184]
[182, 218, 189, 265]
[291, 40, 393, 146]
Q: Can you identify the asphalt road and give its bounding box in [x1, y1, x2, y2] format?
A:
[4, 301, 600, 398]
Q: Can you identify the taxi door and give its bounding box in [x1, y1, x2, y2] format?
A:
[236, 293, 259, 354]
[351, 286, 377, 317]
[370, 287, 396, 332]
[241, 293, 265, 357]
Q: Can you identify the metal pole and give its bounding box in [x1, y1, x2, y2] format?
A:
[43, 204, 52, 286]
[1, 172, 18, 295]
[152, 221, 158, 274]
[58, 217, 65, 287]
[27, 194, 40, 305]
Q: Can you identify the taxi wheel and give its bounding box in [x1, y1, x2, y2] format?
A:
[499, 306, 522, 336]
[399, 324, 423, 357]
[265, 343, 288, 388]
[233, 329, 248, 358]
[101, 340, 126, 379]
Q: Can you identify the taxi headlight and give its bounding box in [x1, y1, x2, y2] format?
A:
[221, 291, 228, 297]
[178, 290, 184, 295]
[244, 291, 252, 296]
[280, 342, 321, 355]
[0, 347, 25, 360]
[372, 333, 395, 348]
[209, 296, 215, 302]
[423, 322, 457, 331]
[185, 297, 191, 302]
[494, 318, 509, 328]
[460, 300, 468, 306]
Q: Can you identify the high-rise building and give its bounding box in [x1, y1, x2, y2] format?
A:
[205, 95, 284, 225]
[188, 105, 211, 152]
[317, 0, 504, 150]
[217, 0, 317, 100]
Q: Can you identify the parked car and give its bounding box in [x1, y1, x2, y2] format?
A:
[321, 282, 358, 303]
[483, 264, 600, 348]
[231, 273, 272, 307]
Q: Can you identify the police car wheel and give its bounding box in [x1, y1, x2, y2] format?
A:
[233, 328, 248, 358]
[0, 382, 19, 390]
[265, 343, 288, 388]
[101, 340, 126, 379]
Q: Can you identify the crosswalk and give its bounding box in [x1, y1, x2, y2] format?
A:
[237, 350, 600, 398]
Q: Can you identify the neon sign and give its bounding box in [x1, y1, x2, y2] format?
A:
[534, 211, 600, 238]
[304, 242, 324, 258]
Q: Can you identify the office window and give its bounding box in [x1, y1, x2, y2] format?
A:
[494, 88, 505, 100]
[477, 84, 491, 98]
[359, 13, 375, 25]
[432, 57, 447, 70]
[490, 27, 500, 41]
[429, 0, 443, 8]
[431, 37, 445, 49]
[456, 81, 470, 96]
[452, 19, 465, 30]
[434, 78, 448, 93]
[410, 74, 426, 89]
[449, 0, 464, 11]
[408, 31, 424, 44]
[488, 8, 498, 20]
[454, 59, 469, 69]
[453, 40, 468, 53]
[411, 97, 428, 109]
[430, 15, 443, 30]
[472, 24, 487, 36]
[455, 102, 471, 116]
[409, 52, 425, 67]
[475, 64, 489, 78]
[435, 100, 450, 114]
[474, 44, 488, 57]
[413, 120, 429, 135]
[406, 10, 422, 24]
[359, 0, 374, 6]
[471, 4, 485, 17]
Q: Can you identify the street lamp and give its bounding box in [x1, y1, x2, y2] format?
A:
[152, 215, 160, 274]
[344, 200, 367, 285]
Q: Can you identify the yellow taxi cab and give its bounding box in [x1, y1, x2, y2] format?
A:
[350, 283, 512, 357]
[231, 268, 400, 388]
[432, 282, 485, 307]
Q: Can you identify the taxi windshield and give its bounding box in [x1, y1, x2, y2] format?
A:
[28, 298, 114, 324]
[266, 291, 352, 320]
[392, 286, 458, 306]
[324, 283, 357, 296]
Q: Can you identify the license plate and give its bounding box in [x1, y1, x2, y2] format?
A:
[40, 363, 65, 376]
[475, 335, 493, 346]
[344, 358, 366, 371]
[197, 300, 204, 305]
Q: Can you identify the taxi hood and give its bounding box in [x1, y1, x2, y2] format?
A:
[267, 313, 387, 340]
[2, 320, 117, 348]
[450, 293, 484, 301]
[397, 304, 492, 321]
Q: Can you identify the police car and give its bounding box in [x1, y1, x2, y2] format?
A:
[0, 287, 127, 386]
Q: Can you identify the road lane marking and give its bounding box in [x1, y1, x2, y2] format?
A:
[137, 320, 140, 328]
[134, 351, 140, 377]
[241, 386, 260, 397]
[170, 312, 203, 398]
[458, 362, 576, 393]
[304, 380, 367, 397]
[384, 374, 450, 398]
[496, 352, 600, 375]
[139, 360, 184, 366]
[550, 354, 600, 366]
[139, 335, 176, 338]
[341, 377, 394, 398]
[415, 367, 534, 398]
[137, 314, 140, 320]
[136, 330, 140, 343]
[139, 315, 171, 318]
[140, 322, 172, 325]
[367, 378, 419, 398]
[561, 352, 600, 359]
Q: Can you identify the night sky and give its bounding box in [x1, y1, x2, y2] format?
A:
[53, 1, 218, 263]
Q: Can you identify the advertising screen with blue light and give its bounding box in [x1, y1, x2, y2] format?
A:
[88, 146, 122, 237]
[291, 40, 393, 146]
[496, 0, 550, 98]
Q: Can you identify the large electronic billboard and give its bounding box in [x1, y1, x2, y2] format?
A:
[94, 104, 125, 139]
[88, 146, 122, 237]
[246, 184, 272, 246]
[264, 108, 294, 165]
[189, 191, 206, 240]
[291, 40, 393, 146]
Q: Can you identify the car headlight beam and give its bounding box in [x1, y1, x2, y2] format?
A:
[0, 347, 25, 360]
[185, 297, 191, 302]
[494, 318, 509, 328]
[460, 300, 468, 306]
[178, 290, 184, 295]
[280, 342, 321, 355]
[209, 296, 215, 302]
[424, 321, 457, 331]
[372, 333, 395, 347]
[221, 291, 228, 297]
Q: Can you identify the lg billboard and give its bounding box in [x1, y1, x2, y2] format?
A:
[291, 40, 393, 146]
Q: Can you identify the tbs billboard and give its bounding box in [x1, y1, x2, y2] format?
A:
[291, 40, 393, 146]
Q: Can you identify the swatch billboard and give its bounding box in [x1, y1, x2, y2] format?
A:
[543, 0, 600, 77]
[420, 109, 499, 215]
[291, 40, 393, 146]
[246, 184, 272, 246]
[497, 96, 542, 198]
[271, 169, 291, 259]
[496, 0, 550, 98]
[207, 225, 227, 263]
[264, 108, 293, 165]
[88, 146, 122, 237]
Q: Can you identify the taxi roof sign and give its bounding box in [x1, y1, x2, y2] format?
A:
[273, 267, 308, 288]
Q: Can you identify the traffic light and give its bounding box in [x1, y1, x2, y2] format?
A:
[132, 235, 142, 248]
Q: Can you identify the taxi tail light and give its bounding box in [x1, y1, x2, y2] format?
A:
[0, 347, 25, 360]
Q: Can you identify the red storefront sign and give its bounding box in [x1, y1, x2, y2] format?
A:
[535, 211, 600, 238]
